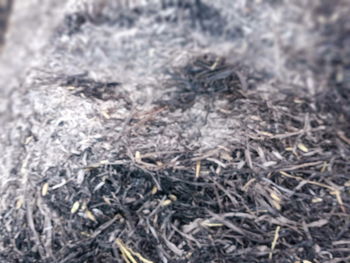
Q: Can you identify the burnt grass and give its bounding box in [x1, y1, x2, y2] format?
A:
[0, 1, 350, 263]
[1, 54, 349, 263]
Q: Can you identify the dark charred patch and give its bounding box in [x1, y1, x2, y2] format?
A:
[5, 146, 348, 262]
[0, 0, 12, 47]
[87, 9, 138, 28]
[159, 0, 228, 36]
[59, 9, 139, 36]
[36, 162, 269, 262]
[60, 0, 234, 39]
[158, 54, 246, 111]
[63, 12, 87, 36]
[311, 0, 350, 123]
[63, 73, 121, 101]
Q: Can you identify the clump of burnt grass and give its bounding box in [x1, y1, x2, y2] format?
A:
[2, 51, 349, 262]
[0, 1, 349, 263]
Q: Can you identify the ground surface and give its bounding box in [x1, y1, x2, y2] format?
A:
[0, 0, 349, 262]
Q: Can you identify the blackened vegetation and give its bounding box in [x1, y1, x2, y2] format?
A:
[313, 0, 350, 123]
[160, 0, 229, 36]
[63, 12, 87, 36]
[62, 0, 239, 39]
[1, 1, 350, 263]
[63, 73, 121, 101]
[0, 0, 12, 47]
[3, 52, 350, 263]
[4, 145, 350, 262]
[158, 0, 244, 39]
[61, 9, 138, 36]
[160, 54, 245, 111]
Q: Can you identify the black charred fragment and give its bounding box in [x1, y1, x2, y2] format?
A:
[63, 73, 121, 101]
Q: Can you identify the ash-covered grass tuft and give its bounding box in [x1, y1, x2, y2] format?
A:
[0, 0, 349, 262]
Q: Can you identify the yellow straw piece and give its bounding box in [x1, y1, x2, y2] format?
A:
[168, 194, 177, 201]
[117, 239, 136, 263]
[269, 225, 281, 260]
[24, 136, 33, 145]
[195, 160, 201, 178]
[297, 143, 309, 153]
[135, 151, 142, 162]
[71, 201, 80, 214]
[15, 198, 24, 210]
[116, 239, 154, 263]
[270, 192, 282, 210]
[259, 131, 274, 137]
[320, 162, 327, 173]
[41, 183, 49, 196]
[202, 222, 224, 227]
[80, 231, 91, 237]
[270, 192, 281, 203]
[101, 110, 111, 119]
[311, 197, 322, 203]
[151, 186, 158, 195]
[85, 210, 97, 222]
[161, 199, 172, 207]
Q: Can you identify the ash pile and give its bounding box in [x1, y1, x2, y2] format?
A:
[0, 0, 349, 262]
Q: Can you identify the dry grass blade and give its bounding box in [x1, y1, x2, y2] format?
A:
[116, 239, 154, 263]
[269, 225, 280, 260]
